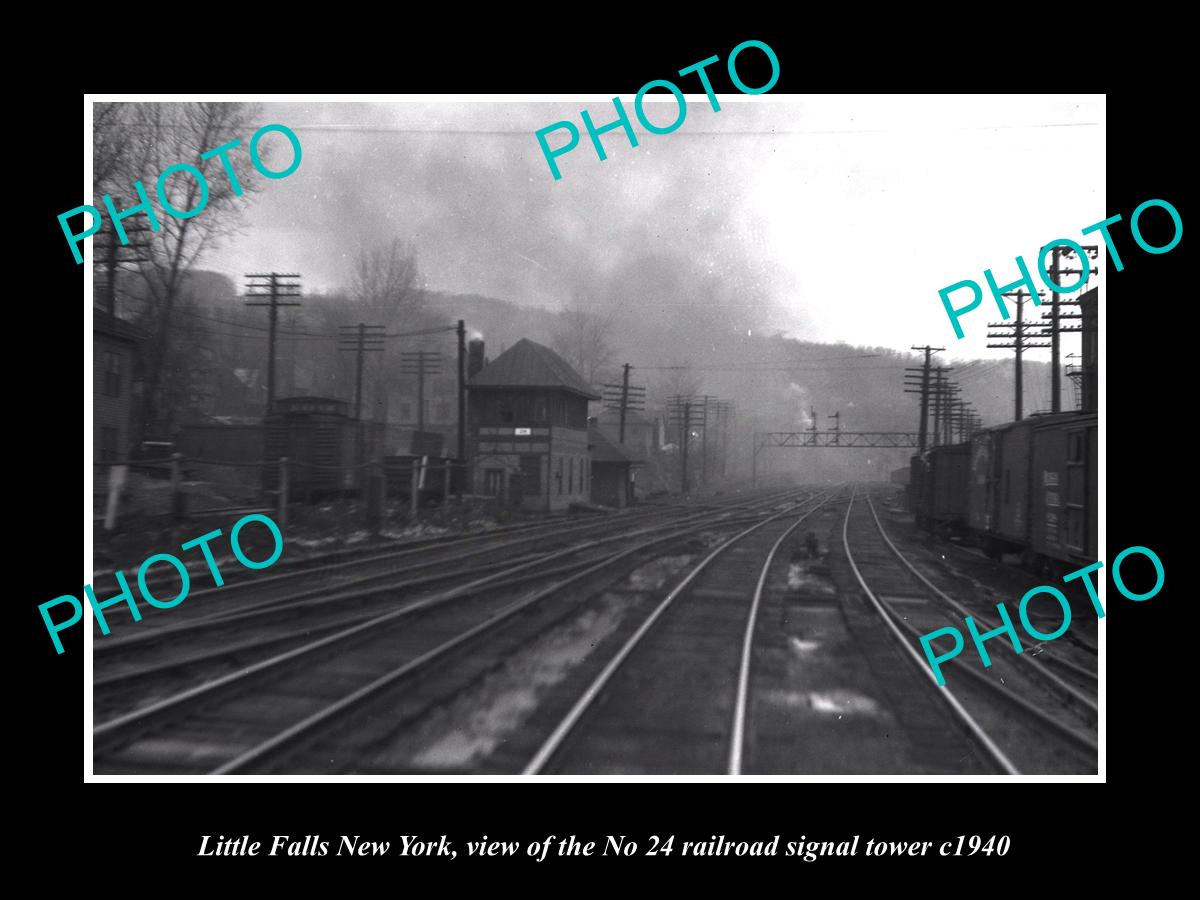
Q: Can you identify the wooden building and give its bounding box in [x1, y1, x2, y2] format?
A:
[595, 407, 657, 459]
[589, 421, 639, 508]
[468, 338, 600, 510]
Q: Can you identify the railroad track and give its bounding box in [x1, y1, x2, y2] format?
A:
[93, 486, 804, 695]
[867, 491, 1099, 701]
[92, 486, 819, 773]
[93, 486, 799, 646]
[840, 487, 1097, 775]
[874, 488, 1101, 660]
[520, 488, 841, 774]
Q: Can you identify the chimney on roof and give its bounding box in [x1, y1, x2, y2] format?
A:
[468, 339, 486, 379]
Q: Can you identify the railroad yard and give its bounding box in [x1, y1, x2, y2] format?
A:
[90, 483, 1098, 776]
[84, 98, 1104, 780]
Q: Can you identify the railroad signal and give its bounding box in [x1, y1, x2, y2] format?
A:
[715, 400, 736, 477]
[668, 395, 704, 493]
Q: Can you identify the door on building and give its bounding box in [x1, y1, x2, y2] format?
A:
[519, 454, 542, 498]
[484, 469, 503, 496]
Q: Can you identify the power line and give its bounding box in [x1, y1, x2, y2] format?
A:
[173, 307, 456, 340]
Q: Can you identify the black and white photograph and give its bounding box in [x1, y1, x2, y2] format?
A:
[74, 92, 1116, 779]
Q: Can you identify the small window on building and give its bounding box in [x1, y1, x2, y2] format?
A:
[1068, 432, 1085, 463]
[103, 351, 122, 397]
[99, 426, 119, 462]
[499, 398, 515, 424]
[399, 402, 413, 422]
[556, 457, 563, 495]
[568, 457, 575, 495]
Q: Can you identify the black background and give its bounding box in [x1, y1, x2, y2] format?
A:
[21, 24, 1180, 885]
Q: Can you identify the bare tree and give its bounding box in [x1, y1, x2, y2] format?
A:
[93, 102, 138, 193]
[346, 239, 425, 429]
[656, 361, 703, 405]
[351, 237, 422, 327]
[550, 293, 616, 385]
[93, 101, 266, 440]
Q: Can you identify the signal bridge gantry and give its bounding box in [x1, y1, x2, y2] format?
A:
[751, 429, 921, 485]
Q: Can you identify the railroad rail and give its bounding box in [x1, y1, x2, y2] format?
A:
[522, 488, 840, 774]
[840, 487, 1097, 775]
[93, 485, 802, 649]
[865, 493, 1097, 717]
[92, 486, 817, 773]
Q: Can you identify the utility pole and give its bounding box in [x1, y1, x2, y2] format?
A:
[942, 380, 962, 444]
[95, 218, 151, 317]
[949, 398, 975, 443]
[905, 345, 943, 454]
[697, 395, 715, 487]
[751, 430, 758, 486]
[1042, 244, 1098, 414]
[716, 400, 734, 478]
[669, 395, 693, 493]
[400, 350, 443, 434]
[682, 400, 691, 493]
[988, 290, 1050, 421]
[602, 365, 646, 445]
[1013, 292, 1025, 422]
[808, 405, 818, 446]
[337, 323, 385, 469]
[456, 320, 467, 465]
[245, 273, 302, 415]
[619, 363, 631, 444]
[828, 411, 841, 445]
[930, 367, 953, 447]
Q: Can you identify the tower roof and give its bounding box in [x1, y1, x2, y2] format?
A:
[470, 338, 600, 400]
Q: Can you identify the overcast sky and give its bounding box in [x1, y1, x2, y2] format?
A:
[203, 95, 1104, 361]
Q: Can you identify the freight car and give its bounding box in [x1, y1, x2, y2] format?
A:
[968, 418, 1035, 556]
[264, 397, 384, 500]
[1028, 410, 1097, 566]
[909, 442, 970, 535]
[913, 409, 1097, 573]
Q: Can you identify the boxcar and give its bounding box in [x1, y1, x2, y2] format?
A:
[968, 420, 1034, 555]
[264, 397, 385, 499]
[908, 454, 924, 517]
[968, 411, 1097, 566]
[1030, 411, 1098, 566]
[912, 443, 970, 533]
